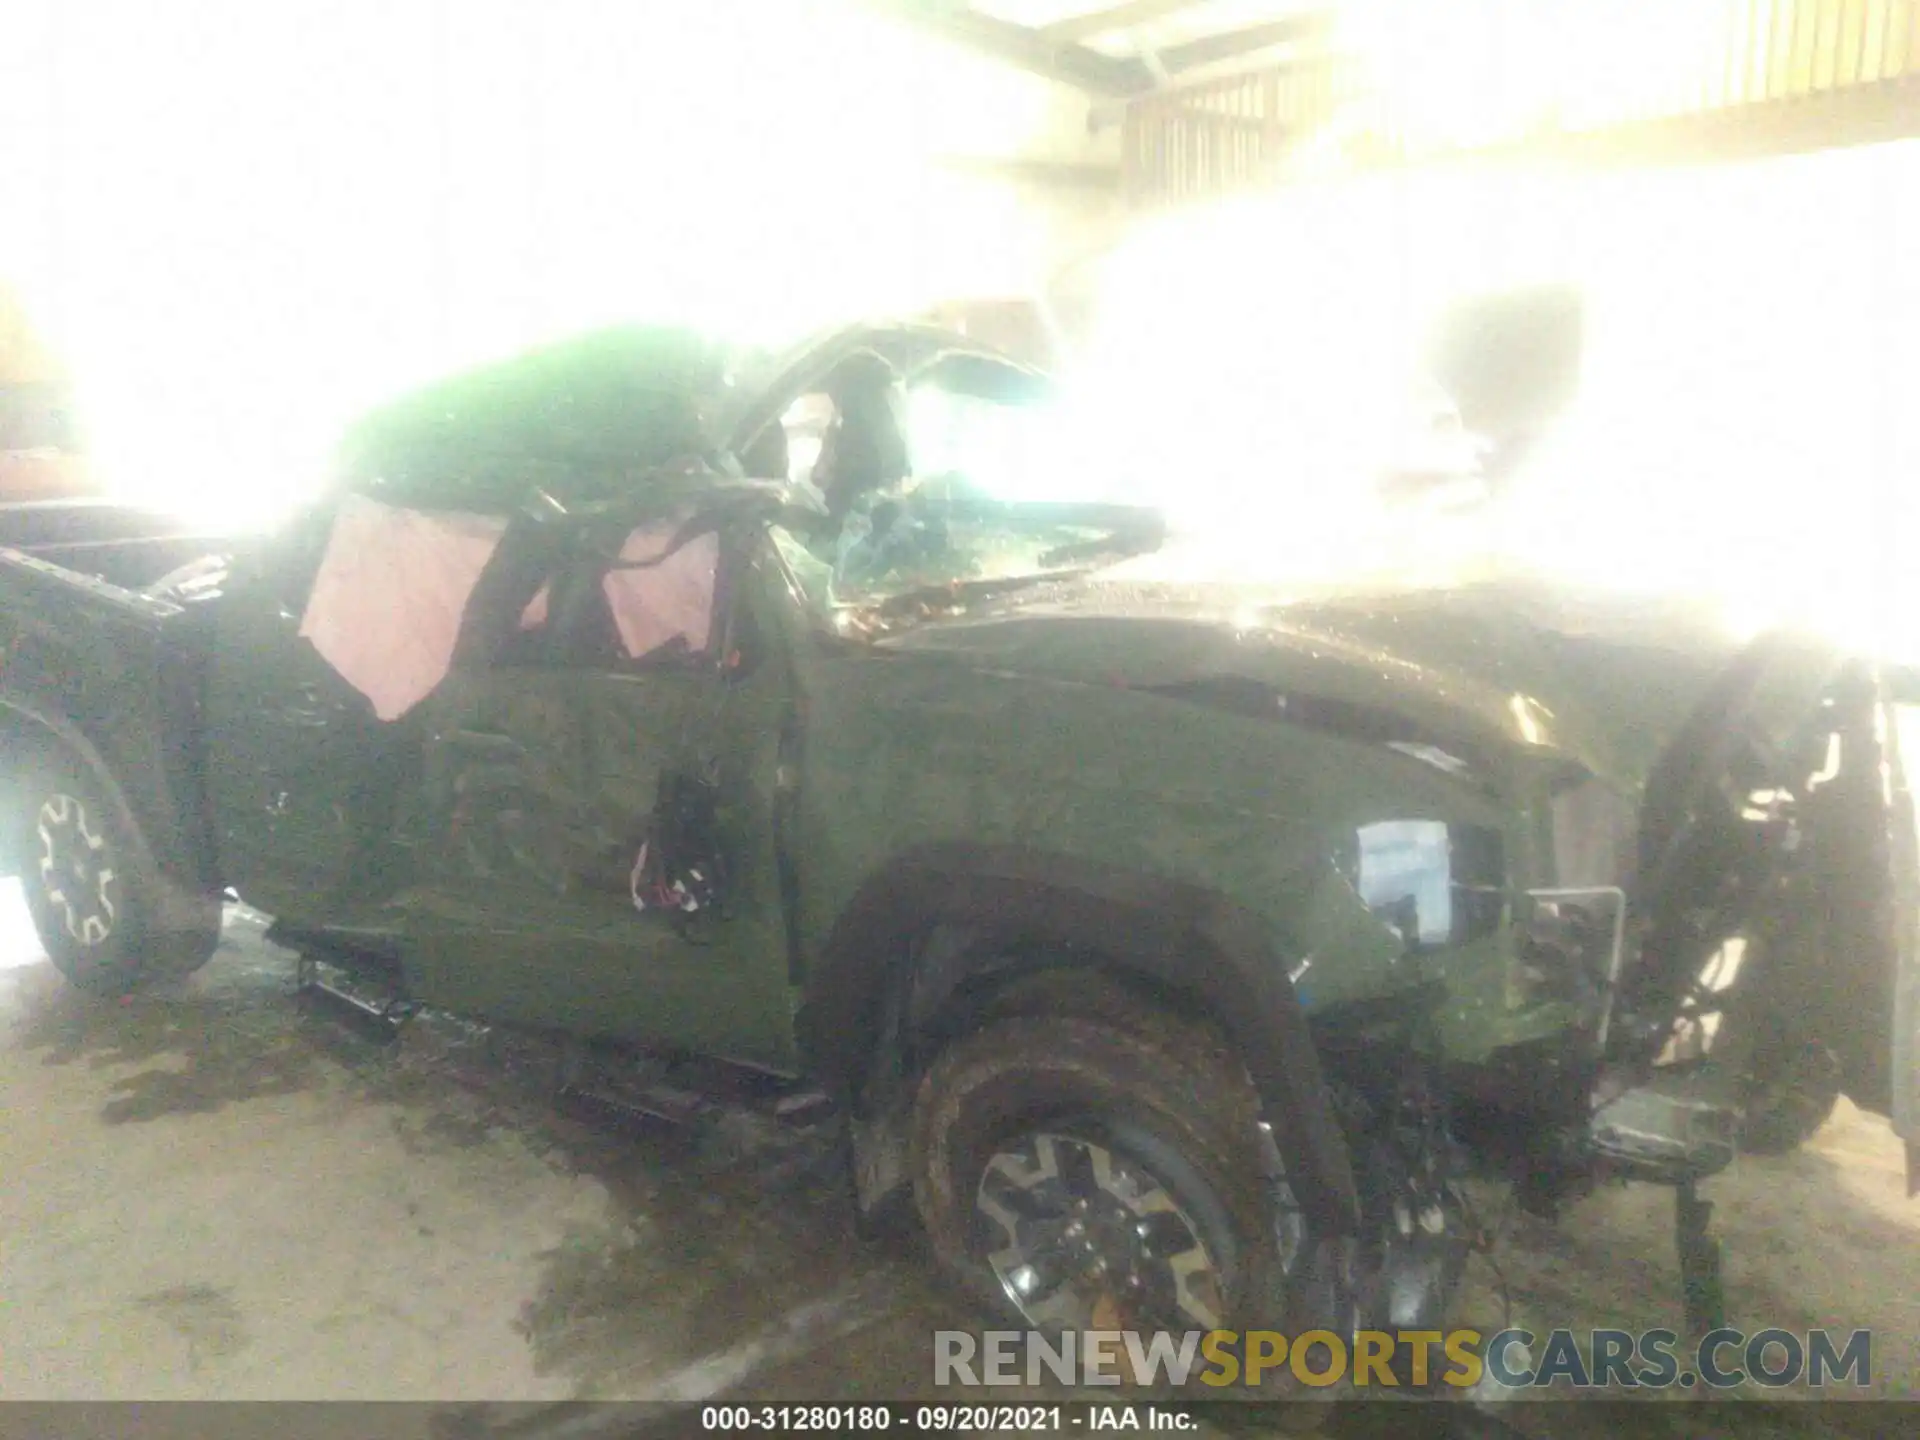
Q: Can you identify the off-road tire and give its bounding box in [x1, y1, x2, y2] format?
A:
[15, 743, 221, 994]
[911, 1004, 1296, 1374]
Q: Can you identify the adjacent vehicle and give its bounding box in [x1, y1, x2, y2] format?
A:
[2, 321, 1915, 1361]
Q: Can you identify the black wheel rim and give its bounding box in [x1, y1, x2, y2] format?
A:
[974, 1130, 1227, 1333]
[36, 792, 120, 947]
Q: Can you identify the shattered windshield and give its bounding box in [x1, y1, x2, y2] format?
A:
[774, 357, 1167, 623]
[765, 330, 1494, 632]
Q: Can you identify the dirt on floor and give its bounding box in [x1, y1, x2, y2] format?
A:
[0, 885, 1912, 1437]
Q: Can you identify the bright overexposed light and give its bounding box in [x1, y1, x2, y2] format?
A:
[1333, 0, 1745, 156]
[0, 880, 45, 971]
[0, 0, 1067, 526]
[1037, 171, 1543, 586]
[1055, 139, 1919, 663]
[1492, 144, 1920, 662]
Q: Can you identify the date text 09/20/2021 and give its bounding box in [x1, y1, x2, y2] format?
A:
[700, 1405, 1190, 1431]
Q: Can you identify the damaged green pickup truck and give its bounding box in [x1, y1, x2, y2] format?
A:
[2, 321, 1916, 1353]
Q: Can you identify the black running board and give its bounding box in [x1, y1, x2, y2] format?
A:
[558, 1078, 708, 1129]
[294, 952, 416, 1044]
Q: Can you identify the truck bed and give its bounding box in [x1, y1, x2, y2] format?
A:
[0, 497, 227, 592]
[0, 534, 214, 888]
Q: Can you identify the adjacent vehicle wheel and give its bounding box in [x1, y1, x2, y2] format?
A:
[911, 1010, 1302, 1368]
[15, 745, 221, 994]
[1738, 1028, 1843, 1156]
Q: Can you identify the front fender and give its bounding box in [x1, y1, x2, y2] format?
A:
[797, 843, 1360, 1237]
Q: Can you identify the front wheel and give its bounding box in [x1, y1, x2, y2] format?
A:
[15, 744, 221, 994]
[910, 1011, 1305, 1375]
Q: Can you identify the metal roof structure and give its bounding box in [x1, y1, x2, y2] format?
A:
[882, 0, 1920, 210]
[871, 1, 1336, 98]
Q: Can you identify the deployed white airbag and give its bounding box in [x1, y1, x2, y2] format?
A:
[603, 525, 718, 660]
[299, 496, 719, 722]
[298, 494, 509, 721]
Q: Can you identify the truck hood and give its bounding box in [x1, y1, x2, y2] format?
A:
[871, 573, 1788, 793]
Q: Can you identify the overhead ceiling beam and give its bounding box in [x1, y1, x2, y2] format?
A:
[1039, 0, 1216, 45]
[1155, 14, 1334, 75]
[871, 4, 1336, 100]
[868, 1, 1148, 96]
[1086, 50, 1322, 128]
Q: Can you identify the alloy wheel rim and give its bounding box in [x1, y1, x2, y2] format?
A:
[36, 793, 119, 946]
[975, 1130, 1227, 1333]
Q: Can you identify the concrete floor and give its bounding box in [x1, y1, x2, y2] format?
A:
[0, 884, 970, 1415]
[0, 881, 1913, 1430]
